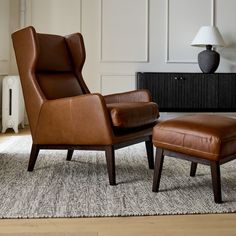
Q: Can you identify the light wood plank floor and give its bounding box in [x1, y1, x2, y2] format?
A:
[0, 127, 235, 236]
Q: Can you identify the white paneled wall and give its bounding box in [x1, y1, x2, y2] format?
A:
[2, 0, 236, 96]
[101, 75, 136, 95]
[29, 0, 82, 35]
[216, 0, 236, 72]
[0, 0, 10, 75]
[166, 0, 212, 63]
[101, 0, 148, 62]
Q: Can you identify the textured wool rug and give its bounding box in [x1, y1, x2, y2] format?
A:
[0, 135, 236, 219]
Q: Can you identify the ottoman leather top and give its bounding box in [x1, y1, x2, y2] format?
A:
[152, 114, 236, 161]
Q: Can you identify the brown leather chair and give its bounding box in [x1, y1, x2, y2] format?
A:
[12, 26, 159, 185]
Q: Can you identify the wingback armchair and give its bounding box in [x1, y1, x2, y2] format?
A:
[12, 26, 159, 185]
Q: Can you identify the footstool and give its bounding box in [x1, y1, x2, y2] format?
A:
[152, 114, 236, 203]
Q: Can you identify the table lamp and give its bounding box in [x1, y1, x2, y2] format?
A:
[191, 26, 225, 73]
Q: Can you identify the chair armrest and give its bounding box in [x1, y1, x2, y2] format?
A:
[34, 93, 114, 145]
[104, 89, 152, 104]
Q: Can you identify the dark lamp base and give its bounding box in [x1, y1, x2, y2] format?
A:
[198, 49, 220, 74]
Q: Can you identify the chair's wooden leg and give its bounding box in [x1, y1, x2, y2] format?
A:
[210, 161, 222, 203]
[28, 144, 40, 171]
[190, 162, 198, 177]
[145, 136, 154, 169]
[66, 149, 74, 161]
[105, 145, 116, 185]
[152, 148, 164, 192]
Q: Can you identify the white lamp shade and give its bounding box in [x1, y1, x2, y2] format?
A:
[191, 26, 225, 47]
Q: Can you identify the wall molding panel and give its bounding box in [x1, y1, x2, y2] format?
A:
[28, 0, 82, 34]
[211, 0, 216, 26]
[0, 0, 10, 75]
[100, 0, 149, 63]
[166, 0, 213, 64]
[100, 74, 135, 94]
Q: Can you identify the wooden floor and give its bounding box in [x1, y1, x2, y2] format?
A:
[0, 127, 236, 236]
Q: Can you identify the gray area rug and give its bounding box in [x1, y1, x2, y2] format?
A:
[0, 136, 236, 218]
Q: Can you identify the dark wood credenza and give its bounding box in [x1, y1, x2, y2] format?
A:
[136, 72, 236, 112]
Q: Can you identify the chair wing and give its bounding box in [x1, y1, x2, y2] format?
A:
[12, 26, 45, 137]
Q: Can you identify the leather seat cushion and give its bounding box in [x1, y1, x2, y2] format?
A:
[107, 102, 159, 128]
[152, 114, 236, 161]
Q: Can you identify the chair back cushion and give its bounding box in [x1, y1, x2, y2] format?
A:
[36, 33, 84, 99]
[37, 73, 83, 100]
[36, 34, 72, 72]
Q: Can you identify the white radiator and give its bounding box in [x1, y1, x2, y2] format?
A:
[2, 75, 25, 133]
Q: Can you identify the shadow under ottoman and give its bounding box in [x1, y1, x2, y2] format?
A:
[152, 114, 236, 203]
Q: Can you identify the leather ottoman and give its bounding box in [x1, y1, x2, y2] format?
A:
[152, 114, 236, 203]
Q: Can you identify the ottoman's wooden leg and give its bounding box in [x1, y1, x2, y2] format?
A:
[210, 161, 222, 203]
[152, 148, 164, 192]
[190, 162, 198, 177]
